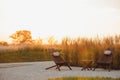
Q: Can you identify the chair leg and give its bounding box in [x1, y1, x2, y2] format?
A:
[56, 65, 61, 71]
[45, 65, 57, 70]
[68, 65, 72, 70]
[108, 65, 111, 72]
[66, 63, 72, 70]
[93, 64, 97, 71]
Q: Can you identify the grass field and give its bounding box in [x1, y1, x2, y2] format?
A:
[0, 45, 52, 63]
[49, 77, 120, 80]
[0, 35, 120, 69]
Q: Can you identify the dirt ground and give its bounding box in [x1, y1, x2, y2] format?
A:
[0, 61, 120, 80]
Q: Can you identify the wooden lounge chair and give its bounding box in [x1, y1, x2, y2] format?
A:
[45, 49, 72, 71]
[93, 48, 113, 72]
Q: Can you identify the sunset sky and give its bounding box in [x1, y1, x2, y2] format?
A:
[0, 0, 120, 43]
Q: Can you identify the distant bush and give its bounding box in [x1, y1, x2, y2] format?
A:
[0, 41, 8, 46]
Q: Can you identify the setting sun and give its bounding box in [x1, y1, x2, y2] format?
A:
[0, 0, 120, 43]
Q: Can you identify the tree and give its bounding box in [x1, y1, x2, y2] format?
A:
[10, 30, 32, 44]
[0, 41, 8, 46]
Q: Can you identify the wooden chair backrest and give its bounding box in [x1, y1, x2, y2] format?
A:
[97, 48, 113, 64]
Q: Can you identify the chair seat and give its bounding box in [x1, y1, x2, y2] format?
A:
[93, 48, 113, 72]
[46, 48, 72, 71]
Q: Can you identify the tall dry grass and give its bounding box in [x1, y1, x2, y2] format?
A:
[0, 35, 120, 69]
[61, 35, 120, 69]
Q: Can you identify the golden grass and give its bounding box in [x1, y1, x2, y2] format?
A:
[49, 76, 120, 80]
[0, 35, 120, 69]
[61, 35, 120, 69]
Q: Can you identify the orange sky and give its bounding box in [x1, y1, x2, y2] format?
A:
[0, 0, 120, 43]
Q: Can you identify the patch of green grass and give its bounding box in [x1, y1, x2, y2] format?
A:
[0, 48, 52, 63]
[48, 77, 120, 80]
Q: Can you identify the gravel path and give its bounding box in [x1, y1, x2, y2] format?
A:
[0, 61, 120, 80]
